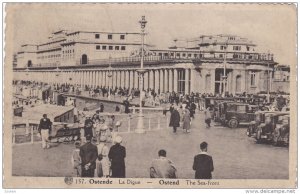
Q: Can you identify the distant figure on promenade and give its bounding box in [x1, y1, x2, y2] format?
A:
[123, 98, 130, 114]
[204, 107, 212, 128]
[150, 149, 177, 178]
[108, 136, 126, 178]
[193, 142, 214, 179]
[80, 134, 98, 177]
[182, 109, 191, 133]
[71, 141, 81, 177]
[38, 114, 52, 149]
[99, 103, 104, 112]
[84, 115, 94, 138]
[169, 107, 180, 133]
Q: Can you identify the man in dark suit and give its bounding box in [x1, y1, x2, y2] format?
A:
[108, 136, 126, 178]
[193, 142, 214, 179]
[79, 134, 98, 177]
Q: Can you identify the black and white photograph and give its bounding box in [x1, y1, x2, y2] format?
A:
[3, 3, 297, 189]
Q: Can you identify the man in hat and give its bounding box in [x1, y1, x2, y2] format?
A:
[84, 115, 94, 137]
[192, 142, 214, 179]
[169, 106, 180, 133]
[108, 136, 126, 178]
[38, 114, 52, 149]
[79, 134, 98, 177]
[150, 149, 177, 178]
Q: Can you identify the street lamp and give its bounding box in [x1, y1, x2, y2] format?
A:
[267, 51, 271, 103]
[107, 55, 113, 100]
[135, 16, 148, 134]
[222, 41, 228, 97]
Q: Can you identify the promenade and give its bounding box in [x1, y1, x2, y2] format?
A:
[12, 111, 288, 179]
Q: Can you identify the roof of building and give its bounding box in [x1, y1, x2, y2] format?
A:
[17, 104, 74, 123]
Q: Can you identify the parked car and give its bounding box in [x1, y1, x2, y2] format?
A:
[255, 112, 289, 144]
[272, 115, 290, 146]
[247, 111, 277, 137]
[217, 102, 259, 128]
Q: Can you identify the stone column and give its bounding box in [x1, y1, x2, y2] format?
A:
[129, 71, 134, 89]
[164, 69, 169, 92]
[154, 70, 160, 93]
[160, 69, 164, 92]
[169, 69, 173, 92]
[125, 70, 129, 89]
[149, 70, 154, 90]
[185, 68, 190, 94]
[190, 68, 196, 93]
[144, 71, 149, 90]
[173, 69, 178, 92]
[134, 70, 138, 89]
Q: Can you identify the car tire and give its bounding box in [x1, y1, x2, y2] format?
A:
[228, 119, 238, 128]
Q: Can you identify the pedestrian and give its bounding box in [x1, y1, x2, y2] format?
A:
[108, 136, 126, 178]
[169, 107, 180, 133]
[71, 141, 81, 177]
[123, 98, 130, 114]
[182, 109, 191, 133]
[95, 154, 104, 177]
[100, 103, 104, 112]
[204, 107, 212, 128]
[150, 149, 177, 178]
[79, 134, 98, 177]
[38, 114, 52, 149]
[84, 115, 94, 137]
[192, 142, 214, 179]
[97, 140, 111, 177]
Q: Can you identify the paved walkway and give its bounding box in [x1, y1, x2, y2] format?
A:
[12, 111, 288, 179]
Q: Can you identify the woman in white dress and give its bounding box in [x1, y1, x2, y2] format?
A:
[97, 141, 111, 177]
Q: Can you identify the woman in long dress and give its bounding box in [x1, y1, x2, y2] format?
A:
[97, 141, 111, 177]
[182, 109, 191, 133]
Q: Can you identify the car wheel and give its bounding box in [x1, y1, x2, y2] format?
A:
[228, 119, 238, 128]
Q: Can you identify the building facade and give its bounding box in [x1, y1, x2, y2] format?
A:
[14, 32, 277, 95]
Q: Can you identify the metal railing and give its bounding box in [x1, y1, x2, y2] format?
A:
[26, 52, 274, 68]
[12, 111, 170, 145]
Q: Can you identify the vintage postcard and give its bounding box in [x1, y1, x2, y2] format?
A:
[3, 3, 297, 189]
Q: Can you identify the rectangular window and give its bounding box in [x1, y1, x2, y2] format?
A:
[115, 46, 120, 50]
[120, 35, 125, 40]
[109, 46, 113, 50]
[188, 54, 192, 57]
[182, 53, 186, 57]
[95, 34, 100, 39]
[96, 45, 100, 50]
[102, 45, 107, 50]
[108, 34, 113, 39]
[233, 46, 241, 51]
[250, 71, 256, 86]
[121, 46, 126, 50]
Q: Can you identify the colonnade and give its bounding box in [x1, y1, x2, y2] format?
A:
[14, 68, 196, 94]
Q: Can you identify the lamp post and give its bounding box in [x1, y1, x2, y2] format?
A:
[107, 55, 113, 100]
[222, 42, 228, 97]
[135, 16, 148, 134]
[267, 52, 271, 103]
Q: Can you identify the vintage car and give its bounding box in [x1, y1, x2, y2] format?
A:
[217, 102, 259, 128]
[247, 111, 276, 137]
[255, 112, 289, 144]
[272, 114, 290, 146]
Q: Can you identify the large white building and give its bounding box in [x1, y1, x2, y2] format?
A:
[14, 31, 278, 95]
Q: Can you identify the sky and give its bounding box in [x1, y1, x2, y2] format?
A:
[6, 3, 297, 66]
